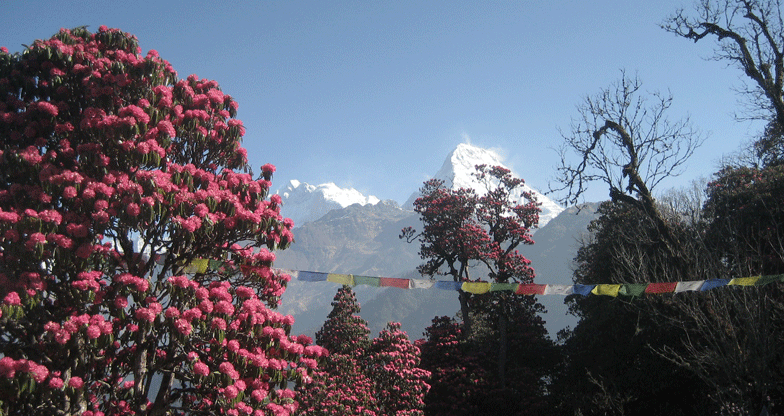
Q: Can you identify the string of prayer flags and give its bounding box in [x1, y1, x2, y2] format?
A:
[174, 258, 784, 299]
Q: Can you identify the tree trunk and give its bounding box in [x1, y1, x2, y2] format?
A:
[459, 290, 472, 338]
[498, 306, 508, 390]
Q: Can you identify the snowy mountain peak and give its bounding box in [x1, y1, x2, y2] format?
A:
[404, 143, 564, 228]
[435, 143, 507, 190]
[278, 180, 380, 227]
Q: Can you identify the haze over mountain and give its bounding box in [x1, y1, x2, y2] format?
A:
[273, 143, 597, 340]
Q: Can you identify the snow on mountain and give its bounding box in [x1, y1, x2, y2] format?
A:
[277, 180, 380, 227]
[404, 143, 564, 227]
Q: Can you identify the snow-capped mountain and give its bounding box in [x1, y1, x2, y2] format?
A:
[276, 180, 380, 227]
[403, 143, 564, 227]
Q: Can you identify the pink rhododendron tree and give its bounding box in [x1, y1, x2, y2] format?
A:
[402, 165, 557, 407]
[366, 322, 430, 416]
[0, 27, 325, 415]
[416, 316, 489, 416]
[297, 286, 378, 415]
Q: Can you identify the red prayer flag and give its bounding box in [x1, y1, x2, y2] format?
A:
[516, 284, 546, 295]
[644, 282, 677, 294]
[379, 277, 410, 289]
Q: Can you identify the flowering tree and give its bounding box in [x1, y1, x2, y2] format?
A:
[0, 27, 326, 415]
[402, 164, 545, 393]
[401, 164, 540, 335]
[416, 316, 488, 416]
[314, 285, 371, 354]
[366, 322, 430, 416]
[298, 286, 378, 416]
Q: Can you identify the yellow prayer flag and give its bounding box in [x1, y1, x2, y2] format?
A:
[591, 284, 621, 297]
[462, 282, 491, 294]
[183, 258, 209, 274]
[729, 276, 760, 286]
[327, 273, 354, 286]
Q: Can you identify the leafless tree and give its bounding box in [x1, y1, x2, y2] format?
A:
[552, 72, 705, 259]
[665, 0, 784, 166]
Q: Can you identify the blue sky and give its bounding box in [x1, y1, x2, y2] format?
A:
[1, 1, 764, 205]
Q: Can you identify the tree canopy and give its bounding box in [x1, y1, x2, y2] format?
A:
[0, 27, 323, 416]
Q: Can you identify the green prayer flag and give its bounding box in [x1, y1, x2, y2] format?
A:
[353, 275, 380, 287]
[619, 284, 647, 297]
[756, 274, 784, 286]
[490, 283, 519, 292]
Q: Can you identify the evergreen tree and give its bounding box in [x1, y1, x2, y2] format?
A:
[366, 322, 430, 416]
[298, 286, 378, 415]
[417, 316, 488, 416]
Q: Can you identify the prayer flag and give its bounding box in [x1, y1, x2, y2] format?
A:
[700, 279, 730, 291]
[354, 275, 380, 287]
[675, 281, 704, 292]
[619, 284, 647, 297]
[544, 285, 574, 295]
[756, 274, 784, 286]
[645, 282, 677, 294]
[516, 284, 546, 295]
[573, 284, 595, 296]
[209, 259, 226, 272]
[379, 277, 409, 288]
[729, 276, 760, 286]
[183, 258, 209, 274]
[591, 284, 621, 297]
[327, 274, 354, 286]
[435, 281, 462, 291]
[490, 283, 519, 292]
[298, 271, 328, 282]
[410, 279, 435, 289]
[462, 282, 491, 294]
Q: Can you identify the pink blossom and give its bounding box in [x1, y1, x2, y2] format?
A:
[48, 377, 64, 389]
[183, 307, 202, 321]
[174, 318, 192, 335]
[86, 325, 102, 339]
[222, 385, 239, 400]
[211, 317, 227, 331]
[36, 101, 59, 117]
[3, 292, 21, 306]
[126, 203, 140, 217]
[214, 300, 235, 315]
[68, 376, 84, 389]
[194, 361, 209, 376]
